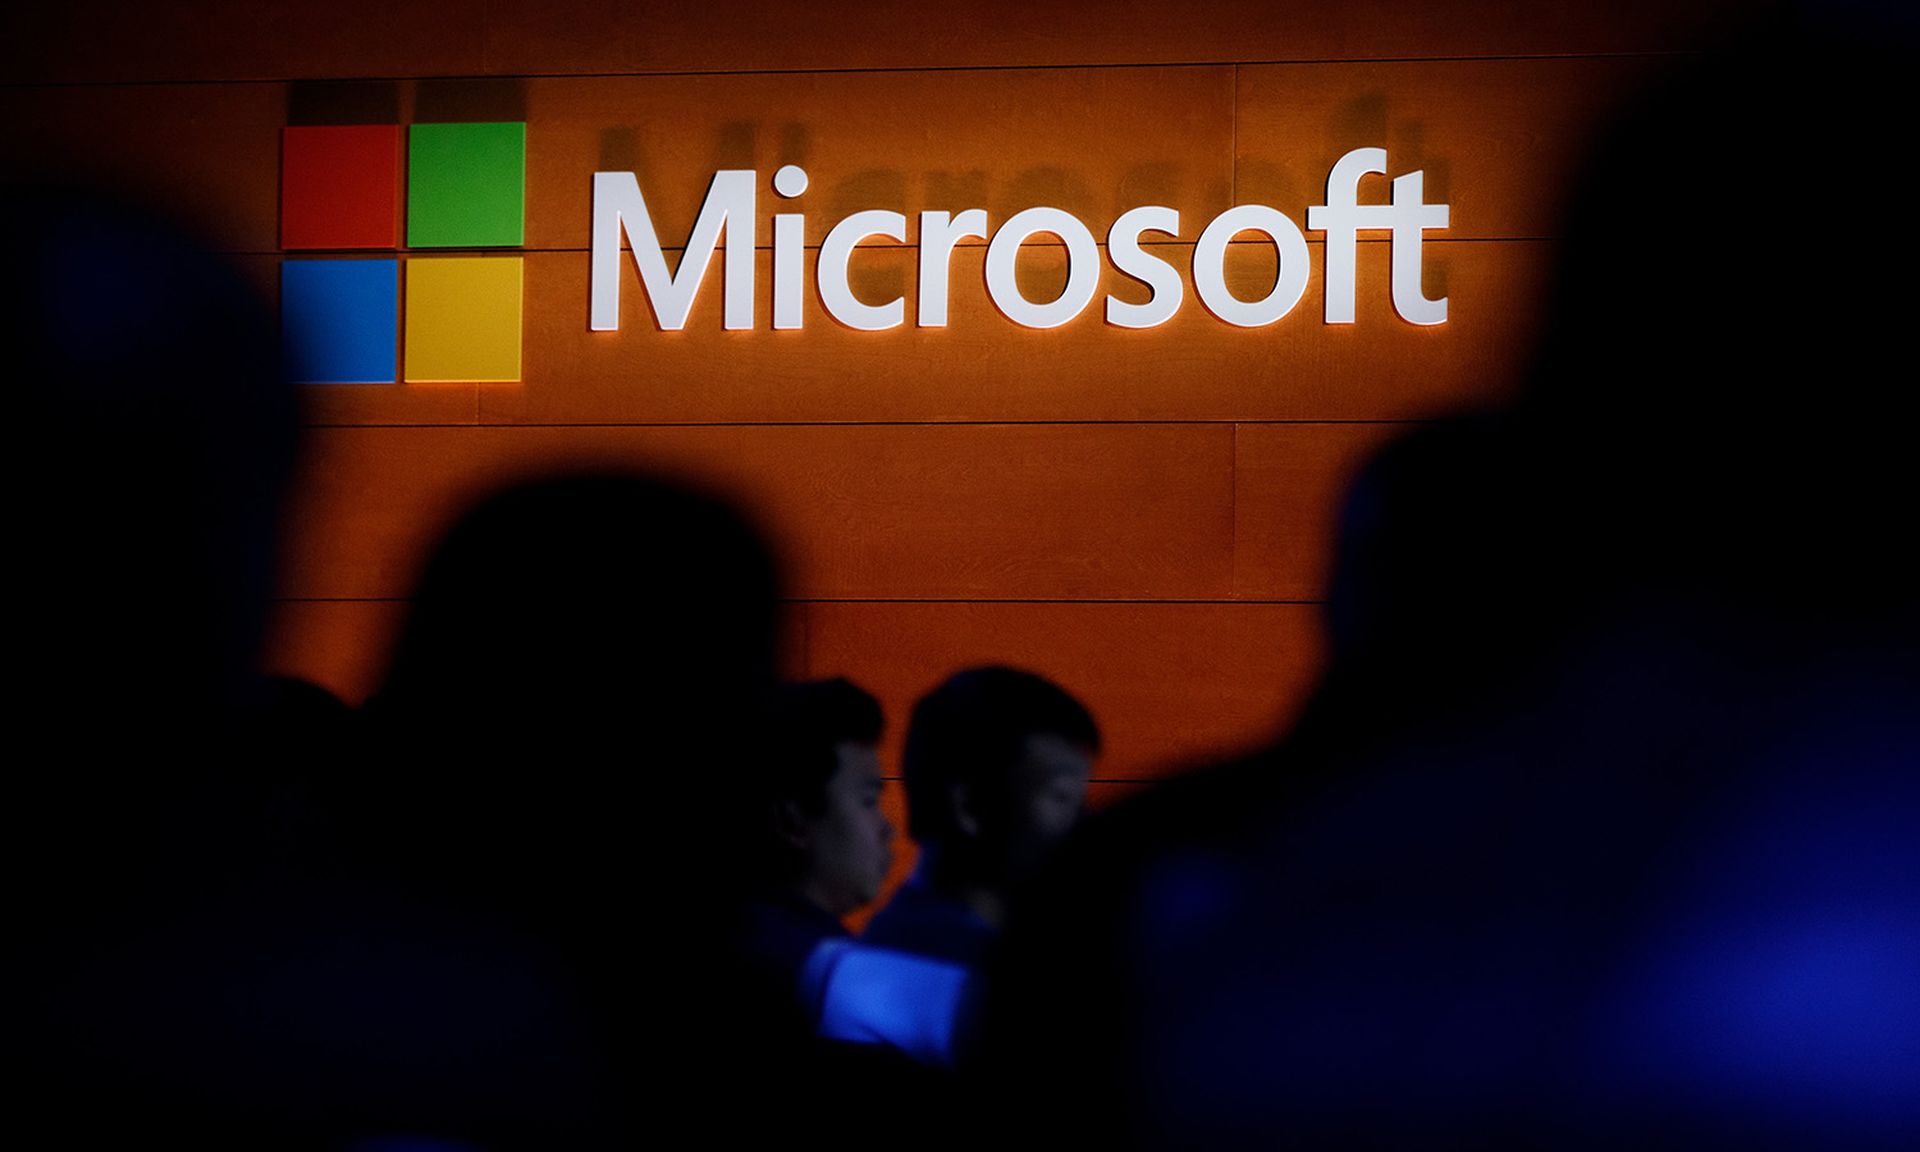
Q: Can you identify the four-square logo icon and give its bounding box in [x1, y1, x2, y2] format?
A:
[280, 122, 526, 383]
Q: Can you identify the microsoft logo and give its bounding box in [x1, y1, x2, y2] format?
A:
[279, 122, 526, 383]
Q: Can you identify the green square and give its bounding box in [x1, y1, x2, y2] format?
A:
[407, 122, 526, 248]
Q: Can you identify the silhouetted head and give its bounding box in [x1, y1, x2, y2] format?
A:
[368, 470, 785, 924]
[759, 677, 894, 918]
[902, 666, 1100, 894]
[13, 183, 296, 726]
[1318, 7, 1919, 730]
[380, 471, 780, 730]
[1518, 10, 1918, 635]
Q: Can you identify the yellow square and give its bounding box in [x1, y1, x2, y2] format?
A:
[404, 257, 523, 382]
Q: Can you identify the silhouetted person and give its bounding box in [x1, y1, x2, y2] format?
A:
[975, 10, 1918, 1149]
[349, 471, 787, 1145]
[10, 186, 313, 1147]
[801, 668, 1097, 1070]
[737, 677, 894, 1034]
[726, 676, 972, 1139]
[867, 666, 1100, 969]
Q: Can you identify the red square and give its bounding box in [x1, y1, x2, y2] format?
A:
[281, 125, 401, 250]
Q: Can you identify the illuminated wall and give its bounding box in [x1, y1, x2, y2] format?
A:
[6, 0, 1738, 842]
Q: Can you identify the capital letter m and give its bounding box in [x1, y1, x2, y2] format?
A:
[591, 170, 756, 331]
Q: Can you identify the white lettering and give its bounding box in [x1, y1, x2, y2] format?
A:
[1105, 206, 1182, 329]
[918, 209, 989, 328]
[1306, 147, 1389, 325]
[590, 170, 755, 332]
[1388, 170, 1449, 326]
[586, 150, 1452, 334]
[772, 165, 810, 330]
[1192, 205, 1309, 328]
[1306, 148, 1450, 326]
[819, 209, 908, 331]
[985, 207, 1100, 330]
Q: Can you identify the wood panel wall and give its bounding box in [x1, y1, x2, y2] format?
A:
[5, 0, 1742, 896]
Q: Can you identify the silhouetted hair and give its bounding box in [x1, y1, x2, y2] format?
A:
[379, 471, 781, 726]
[765, 678, 884, 819]
[14, 183, 296, 718]
[901, 666, 1099, 844]
[365, 469, 786, 923]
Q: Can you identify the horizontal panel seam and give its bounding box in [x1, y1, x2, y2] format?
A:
[1, 49, 1705, 91]
[886, 775, 1234, 783]
[274, 596, 1330, 604]
[249, 237, 1555, 257]
[293, 419, 1428, 428]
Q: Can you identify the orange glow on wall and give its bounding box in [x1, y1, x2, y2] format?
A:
[11, 0, 1745, 794]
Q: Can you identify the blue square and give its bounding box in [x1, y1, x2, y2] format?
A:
[281, 259, 398, 383]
